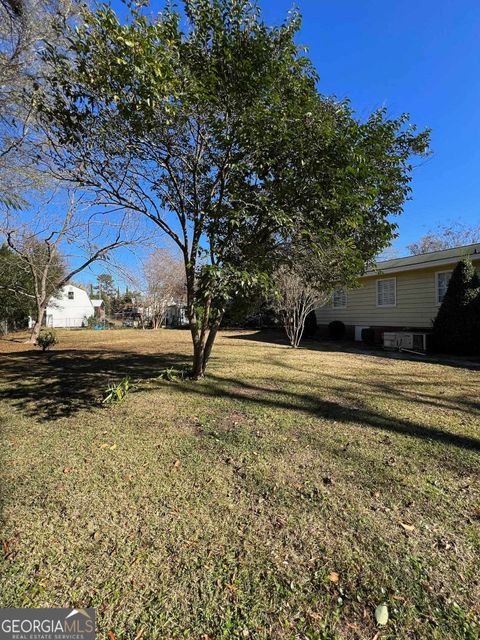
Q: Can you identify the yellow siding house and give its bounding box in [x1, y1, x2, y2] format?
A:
[315, 243, 480, 341]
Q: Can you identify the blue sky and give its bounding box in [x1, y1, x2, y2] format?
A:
[81, 0, 480, 287]
[258, 0, 480, 253]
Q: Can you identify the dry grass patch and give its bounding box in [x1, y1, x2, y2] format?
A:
[0, 329, 479, 639]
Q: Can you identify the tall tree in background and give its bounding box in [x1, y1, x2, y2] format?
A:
[94, 273, 116, 313]
[144, 248, 185, 329]
[407, 222, 480, 255]
[40, 0, 429, 377]
[0, 243, 36, 332]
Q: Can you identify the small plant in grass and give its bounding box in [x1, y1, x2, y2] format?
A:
[36, 330, 58, 352]
[158, 367, 189, 382]
[102, 377, 130, 404]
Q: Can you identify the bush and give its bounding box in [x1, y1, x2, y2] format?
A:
[302, 310, 318, 339]
[328, 320, 345, 340]
[36, 330, 58, 352]
[85, 315, 97, 329]
[433, 259, 480, 355]
[361, 327, 375, 345]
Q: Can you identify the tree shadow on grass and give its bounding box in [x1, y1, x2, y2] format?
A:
[0, 349, 189, 421]
[0, 347, 479, 454]
[166, 374, 480, 453]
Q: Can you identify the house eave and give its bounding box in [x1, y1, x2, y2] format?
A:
[363, 246, 480, 278]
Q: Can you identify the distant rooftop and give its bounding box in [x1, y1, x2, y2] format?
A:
[367, 243, 480, 276]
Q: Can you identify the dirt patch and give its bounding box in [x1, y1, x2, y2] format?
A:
[220, 410, 252, 431]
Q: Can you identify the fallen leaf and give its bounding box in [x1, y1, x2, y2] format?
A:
[109, 444, 117, 450]
[63, 467, 72, 474]
[328, 572, 339, 583]
[399, 522, 415, 532]
[173, 459, 181, 469]
[107, 631, 117, 640]
[375, 603, 389, 626]
[133, 630, 144, 640]
[99, 443, 109, 449]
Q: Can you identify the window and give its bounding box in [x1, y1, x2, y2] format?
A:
[68, 291, 74, 300]
[332, 288, 347, 308]
[436, 271, 452, 305]
[376, 278, 396, 307]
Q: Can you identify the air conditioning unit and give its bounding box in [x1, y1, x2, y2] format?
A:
[383, 332, 399, 349]
[399, 332, 430, 354]
[383, 332, 430, 354]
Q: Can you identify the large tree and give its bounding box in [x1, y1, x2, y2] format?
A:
[39, 0, 429, 377]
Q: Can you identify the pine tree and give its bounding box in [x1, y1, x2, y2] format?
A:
[433, 259, 480, 355]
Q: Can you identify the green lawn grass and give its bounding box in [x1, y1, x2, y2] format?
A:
[0, 329, 479, 639]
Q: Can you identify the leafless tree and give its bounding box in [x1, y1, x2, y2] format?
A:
[271, 243, 353, 348]
[1, 190, 141, 342]
[272, 266, 330, 348]
[407, 222, 480, 255]
[143, 248, 186, 329]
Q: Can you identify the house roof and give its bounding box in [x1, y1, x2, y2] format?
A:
[365, 243, 480, 277]
[91, 299, 104, 307]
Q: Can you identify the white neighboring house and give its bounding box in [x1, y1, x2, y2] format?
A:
[46, 284, 101, 328]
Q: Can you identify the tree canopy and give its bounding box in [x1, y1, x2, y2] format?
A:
[38, 0, 430, 376]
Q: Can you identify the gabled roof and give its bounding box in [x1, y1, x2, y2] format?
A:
[91, 299, 104, 307]
[365, 243, 480, 276]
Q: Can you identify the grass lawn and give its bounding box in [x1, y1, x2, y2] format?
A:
[0, 329, 479, 639]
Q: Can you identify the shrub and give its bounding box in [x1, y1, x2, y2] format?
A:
[361, 327, 375, 345]
[302, 310, 318, 339]
[433, 259, 480, 355]
[36, 330, 58, 352]
[328, 320, 345, 340]
[85, 315, 97, 329]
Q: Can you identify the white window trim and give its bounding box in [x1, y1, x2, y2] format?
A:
[332, 288, 347, 309]
[435, 270, 452, 306]
[376, 277, 396, 307]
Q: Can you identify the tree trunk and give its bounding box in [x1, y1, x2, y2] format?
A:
[191, 342, 205, 379]
[201, 313, 223, 374]
[29, 302, 47, 343]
